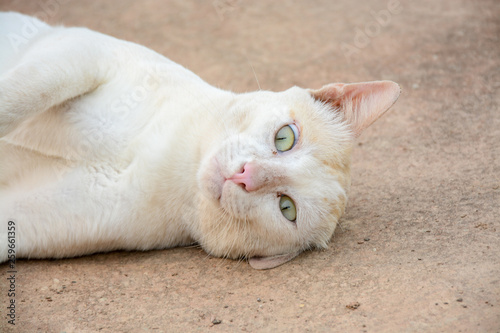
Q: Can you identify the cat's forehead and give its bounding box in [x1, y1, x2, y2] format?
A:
[240, 87, 347, 130]
[236, 86, 354, 173]
[279, 87, 353, 166]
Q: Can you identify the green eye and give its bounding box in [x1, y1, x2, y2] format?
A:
[275, 124, 298, 152]
[279, 195, 297, 222]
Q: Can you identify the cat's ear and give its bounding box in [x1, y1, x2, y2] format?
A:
[309, 80, 401, 137]
[248, 251, 301, 270]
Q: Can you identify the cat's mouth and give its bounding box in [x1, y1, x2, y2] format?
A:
[204, 156, 247, 207]
[212, 156, 227, 202]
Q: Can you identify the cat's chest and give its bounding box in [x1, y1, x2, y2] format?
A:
[3, 99, 175, 199]
[2, 62, 220, 219]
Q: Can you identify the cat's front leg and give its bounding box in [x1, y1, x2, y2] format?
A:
[0, 21, 111, 138]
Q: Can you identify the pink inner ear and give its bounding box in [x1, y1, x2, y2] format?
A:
[310, 80, 401, 137]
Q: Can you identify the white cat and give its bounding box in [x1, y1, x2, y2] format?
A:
[0, 12, 400, 269]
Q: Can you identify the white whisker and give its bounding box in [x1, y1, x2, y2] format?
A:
[245, 55, 261, 91]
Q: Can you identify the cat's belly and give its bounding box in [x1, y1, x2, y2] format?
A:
[1, 152, 126, 255]
[0, 144, 192, 261]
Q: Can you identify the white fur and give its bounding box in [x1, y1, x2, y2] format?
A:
[0, 13, 399, 268]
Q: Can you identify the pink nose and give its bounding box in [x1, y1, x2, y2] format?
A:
[228, 162, 258, 192]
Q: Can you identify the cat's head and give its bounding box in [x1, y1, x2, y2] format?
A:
[197, 81, 400, 269]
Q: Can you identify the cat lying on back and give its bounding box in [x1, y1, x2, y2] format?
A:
[0, 12, 400, 269]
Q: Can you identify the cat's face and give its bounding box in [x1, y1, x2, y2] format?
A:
[197, 81, 400, 269]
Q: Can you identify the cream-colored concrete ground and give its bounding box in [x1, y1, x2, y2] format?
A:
[1, 0, 499, 331]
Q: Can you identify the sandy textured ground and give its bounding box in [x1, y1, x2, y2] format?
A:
[1, 0, 499, 332]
